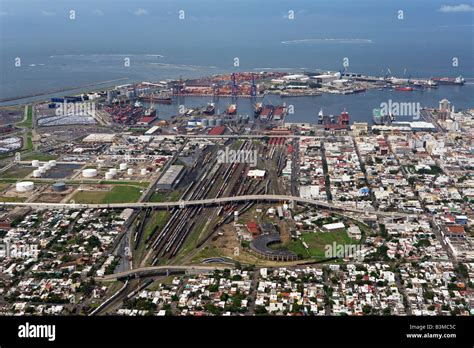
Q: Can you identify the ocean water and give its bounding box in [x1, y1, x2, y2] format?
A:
[0, 0, 472, 121]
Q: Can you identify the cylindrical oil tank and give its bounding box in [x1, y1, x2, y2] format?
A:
[119, 163, 128, 171]
[31, 160, 40, 167]
[82, 168, 97, 178]
[109, 168, 117, 176]
[52, 182, 66, 192]
[105, 172, 114, 180]
[16, 181, 34, 192]
[127, 168, 134, 175]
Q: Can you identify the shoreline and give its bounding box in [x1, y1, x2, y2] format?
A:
[0, 78, 130, 104]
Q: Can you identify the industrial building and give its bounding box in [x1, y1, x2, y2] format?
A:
[156, 165, 185, 190]
[82, 133, 116, 143]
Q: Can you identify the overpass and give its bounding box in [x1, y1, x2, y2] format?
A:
[96, 265, 229, 282]
[149, 134, 323, 140]
[0, 194, 416, 218]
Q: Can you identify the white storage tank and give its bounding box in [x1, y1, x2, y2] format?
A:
[127, 168, 134, 176]
[105, 172, 114, 180]
[109, 168, 117, 176]
[39, 166, 46, 174]
[119, 163, 128, 171]
[43, 163, 51, 170]
[32, 170, 41, 178]
[140, 168, 147, 175]
[16, 181, 34, 192]
[82, 168, 97, 178]
[31, 160, 40, 167]
[48, 160, 57, 167]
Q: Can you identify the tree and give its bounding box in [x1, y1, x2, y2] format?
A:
[362, 305, 372, 315]
[255, 305, 267, 315]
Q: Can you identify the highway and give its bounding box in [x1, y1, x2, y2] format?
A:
[0, 194, 417, 218]
[96, 265, 229, 282]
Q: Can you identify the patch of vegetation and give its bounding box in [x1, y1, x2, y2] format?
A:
[286, 230, 357, 260]
[71, 185, 142, 204]
[150, 190, 181, 202]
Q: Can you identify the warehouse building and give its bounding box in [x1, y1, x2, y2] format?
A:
[156, 165, 185, 190]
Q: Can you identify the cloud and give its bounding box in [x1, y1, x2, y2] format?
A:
[134, 8, 149, 16]
[0, 11, 11, 16]
[41, 10, 56, 16]
[439, 4, 474, 13]
[93, 9, 104, 16]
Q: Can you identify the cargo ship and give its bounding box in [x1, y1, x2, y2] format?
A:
[422, 80, 438, 88]
[260, 105, 273, 120]
[431, 75, 464, 86]
[139, 93, 172, 104]
[317, 108, 350, 130]
[372, 108, 394, 125]
[203, 102, 215, 115]
[317, 109, 324, 124]
[272, 105, 286, 121]
[144, 106, 157, 118]
[254, 102, 263, 118]
[226, 104, 237, 115]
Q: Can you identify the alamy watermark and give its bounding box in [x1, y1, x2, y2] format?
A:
[18, 322, 56, 342]
[380, 99, 421, 120]
[325, 242, 364, 261]
[55, 101, 96, 117]
[0, 241, 38, 259]
[217, 147, 258, 166]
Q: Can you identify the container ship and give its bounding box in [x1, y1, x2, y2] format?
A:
[259, 105, 273, 120]
[144, 106, 157, 118]
[272, 105, 287, 121]
[254, 102, 263, 118]
[317, 109, 324, 124]
[226, 104, 237, 115]
[203, 102, 215, 115]
[317, 108, 350, 129]
[139, 93, 172, 104]
[431, 75, 464, 86]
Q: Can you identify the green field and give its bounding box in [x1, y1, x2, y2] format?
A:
[190, 245, 222, 263]
[23, 132, 33, 151]
[286, 230, 358, 260]
[150, 190, 181, 202]
[70, 185, 142, 204]
[21, 152, 58, 161]
[0, 196, 26, 202]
